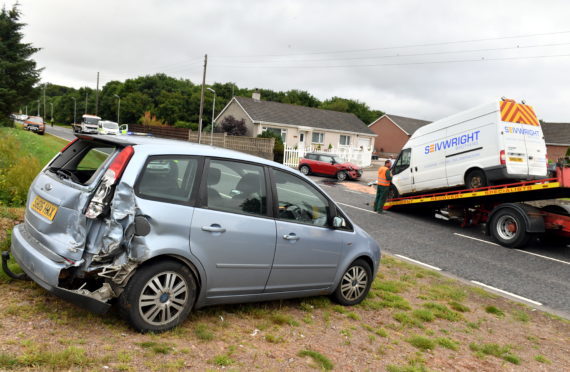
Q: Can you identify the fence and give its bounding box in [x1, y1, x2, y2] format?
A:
[283, 145, 373, 168]
[127, 124, 275, 160]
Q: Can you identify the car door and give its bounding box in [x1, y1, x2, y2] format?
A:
[190, 158, 277, 298]
[265, 168, 342, 292]
[318, 155, 335, 175]
[391, 148, 413, 194]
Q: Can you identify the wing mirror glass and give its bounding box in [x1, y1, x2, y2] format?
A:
[332, 216, 346, 228]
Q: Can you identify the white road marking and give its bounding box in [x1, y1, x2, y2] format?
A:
[394, 254, 442, 271]
[454, 233, 500, 246]
[470, 280, 543, 306]
[337, 202, 376, 214]
[514, 249, 570, 266]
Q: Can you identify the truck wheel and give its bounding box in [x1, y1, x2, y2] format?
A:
[119, 259, 197, 333]
[466, 169, 487, 189]
[299, 165, 311, 175]
[336, 171, 347, 181]
[490, 208, 530, 248]
[331, 259, 373, 306]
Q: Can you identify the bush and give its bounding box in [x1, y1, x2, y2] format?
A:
[257, 130, 284, 163]
[218, 115, 247, 136]
[174, 121, 199, 130]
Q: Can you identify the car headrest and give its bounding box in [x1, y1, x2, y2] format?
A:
[208, 167, 221, 185]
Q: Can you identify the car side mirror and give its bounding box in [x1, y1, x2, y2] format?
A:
[331, 160, 336, 164]
[332, 216, 346, 228]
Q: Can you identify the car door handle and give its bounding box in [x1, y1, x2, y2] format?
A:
[282, 234, 300, 241]
[201, 225, 226, 233]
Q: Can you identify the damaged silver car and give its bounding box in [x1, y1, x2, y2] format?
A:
[5, 134, 380, 332]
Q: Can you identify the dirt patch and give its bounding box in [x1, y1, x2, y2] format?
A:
[0, 251, 568, 371]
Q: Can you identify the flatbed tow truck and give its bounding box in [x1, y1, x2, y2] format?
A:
[384, 162, 570, 248]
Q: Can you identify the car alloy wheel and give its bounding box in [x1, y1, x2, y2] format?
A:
[332, 259, 372, 306]
[300, 165, 310, 175]
[138, 271, 189, 326]
[336, 171, 347, 181]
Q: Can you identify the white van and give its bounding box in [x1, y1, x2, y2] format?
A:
[97, 120, 120, 135]
[390, 99, 547, 197]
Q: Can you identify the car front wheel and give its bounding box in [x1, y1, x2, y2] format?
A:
[332, 259, 373, 306]
[119, 259, 197, 333]
[336, 171, 347, 181]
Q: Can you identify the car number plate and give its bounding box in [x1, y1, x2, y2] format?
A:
[508, 157, 523, 162]
[31, 196, 58, 221]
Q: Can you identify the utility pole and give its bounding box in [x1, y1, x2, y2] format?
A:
[85, 88, 88, 114]
[37, 100, 40, 116]
[25, 105, 27, 116]
[197, 54, 207, 144]
[72, 97, 76, 124]
[95, 72, 100, 116]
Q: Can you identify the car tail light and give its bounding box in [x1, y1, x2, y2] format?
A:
[499, 150, 506, 165]
[85, 146, 134, 219]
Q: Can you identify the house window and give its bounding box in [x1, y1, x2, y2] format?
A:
[339, 135, 351, 146]
[262, 127, 287, 143]
[312, 132, 324, 144]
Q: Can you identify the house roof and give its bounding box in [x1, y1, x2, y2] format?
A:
[383, 114, 431, 135]
[234, 96, 375, 136]
[541, 122, 570, 146]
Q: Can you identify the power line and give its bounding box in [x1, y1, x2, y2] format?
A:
[212, 41, 570, 64]
[209, 53, 570, 69]
[213, 30, 570, 59]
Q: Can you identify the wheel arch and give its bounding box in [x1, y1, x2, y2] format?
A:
[464, 166, 486, 185]
[332, 253, 375, 290]
[486, 203, 545, 235]
[134, 254, 203, 293]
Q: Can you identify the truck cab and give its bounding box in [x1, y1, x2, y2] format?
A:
[74, 114, 101, 134]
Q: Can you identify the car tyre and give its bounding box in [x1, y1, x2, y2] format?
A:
[119, 259, 197, 333]
[490, 208, 530, 248]
[465, 169, 487, 189]
[299, 165, 311, 175]
[332, 259, 373, 306]
[336, 171, 347, 181]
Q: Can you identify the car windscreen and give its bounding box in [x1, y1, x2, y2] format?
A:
[83, 117, 100, 125]
[27, 117, 43, 124]
[103, 122, 119, 129]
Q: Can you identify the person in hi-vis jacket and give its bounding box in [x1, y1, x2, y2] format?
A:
[374, 160, 392, 213]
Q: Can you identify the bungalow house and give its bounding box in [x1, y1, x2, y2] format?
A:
[541, 122, 570, 161]
[214, 93, 377, 151]
[367, 114, 431, 157]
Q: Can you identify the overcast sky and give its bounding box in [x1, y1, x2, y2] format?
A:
[14, 0, 570, 122]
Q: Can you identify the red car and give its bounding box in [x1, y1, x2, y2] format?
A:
[299, 153, 362, 181]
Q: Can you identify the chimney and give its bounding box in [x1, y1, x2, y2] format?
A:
[252, 92, 261, 101]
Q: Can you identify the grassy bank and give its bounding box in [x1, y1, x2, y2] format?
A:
[0, 127, 68, 206]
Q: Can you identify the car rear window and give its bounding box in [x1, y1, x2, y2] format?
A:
[48, 139, 119, 185]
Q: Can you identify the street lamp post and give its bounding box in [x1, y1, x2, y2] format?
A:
[71, 97, 77, 125]
[37, 100, 40, 116]
[207, 87, 216, 145]
[114, 94, 121, 124]
[49, 102, 54, 127]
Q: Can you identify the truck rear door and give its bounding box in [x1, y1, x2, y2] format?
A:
[499, 101, 547, 178]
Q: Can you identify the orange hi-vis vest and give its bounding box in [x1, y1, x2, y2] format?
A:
[377, 166, 390, 187]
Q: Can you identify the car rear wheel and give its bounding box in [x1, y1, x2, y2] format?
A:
[336, 171, 347, 181]
[332, 259, 373, 306]
[465, 169, 487, 189]
[119, 259, 197, 333]
[299, 165, 310, 175]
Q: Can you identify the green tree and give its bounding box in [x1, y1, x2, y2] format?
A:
[0, 4, 41, 125]
[218, 115, 247, 136]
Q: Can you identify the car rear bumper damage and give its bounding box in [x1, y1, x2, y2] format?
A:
[8, 224, 112, 314]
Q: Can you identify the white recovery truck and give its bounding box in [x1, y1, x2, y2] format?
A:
[73, 114, 101, 134]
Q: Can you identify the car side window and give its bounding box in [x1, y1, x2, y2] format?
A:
[137, 157, 198, 203]
[393, 148, 411, 175]
[206, 160, 267, 216]
[319, 155, 332, 163]
[272, 168, 330, 227]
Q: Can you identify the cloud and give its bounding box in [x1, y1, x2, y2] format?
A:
[17, 0, 570, 122]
